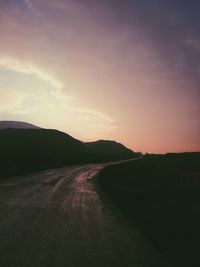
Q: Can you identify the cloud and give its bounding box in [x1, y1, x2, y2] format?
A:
[0, 87, 25, 112]
[0, 57, 116, 136]
[66, 106, 114, 123]
[0, 58, 62, 91]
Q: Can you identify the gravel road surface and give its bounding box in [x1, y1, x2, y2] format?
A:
[0, 164, 170, 267]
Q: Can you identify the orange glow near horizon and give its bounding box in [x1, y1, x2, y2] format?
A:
[0, 1, 199, 153]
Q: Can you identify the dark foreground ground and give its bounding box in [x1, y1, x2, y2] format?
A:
[0, 163, 169, 267]
[98, 153, 200, 267]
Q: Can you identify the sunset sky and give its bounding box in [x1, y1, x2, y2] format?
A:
[0, 0, 199, 153]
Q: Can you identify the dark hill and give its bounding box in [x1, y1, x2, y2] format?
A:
[0, 129, 86, 178]
[0, 121, 40, 129]
[0, 127, 137, 178]
[85, 140, 135, 161]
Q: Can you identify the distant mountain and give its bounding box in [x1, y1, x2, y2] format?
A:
[0, 121, 41, 129]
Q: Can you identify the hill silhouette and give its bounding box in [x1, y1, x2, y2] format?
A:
[0, 122, 137, 178]
[0, 121, 40, 129]
[85, 140, 135, 161]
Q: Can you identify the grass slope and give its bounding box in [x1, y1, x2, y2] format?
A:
[98, 153, 200, 267]
[0, 129, 85, 178]
[0, 129, 137, 179]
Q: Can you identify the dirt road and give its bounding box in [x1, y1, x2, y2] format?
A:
[0, 164, 170, 267]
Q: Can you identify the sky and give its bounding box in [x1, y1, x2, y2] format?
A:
[0, 0, 199, 153]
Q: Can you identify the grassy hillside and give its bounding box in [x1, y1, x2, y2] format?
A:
[0, 128, 137, 178]
[98, 153, 200, 267]
[0, 129, 86, 178]
[85, 140, 135, 162]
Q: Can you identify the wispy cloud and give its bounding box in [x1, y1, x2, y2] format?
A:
[0, 0, 199, 151]
[0, 57, 116, 137]
[0, 58, 62, 91]
[0, 87, 25, 113]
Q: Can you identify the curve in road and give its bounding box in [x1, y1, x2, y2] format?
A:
[0, 164, 170, 267]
